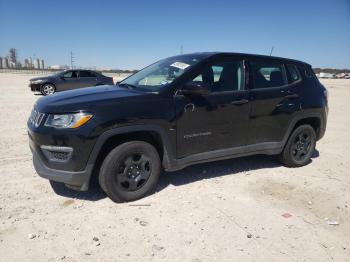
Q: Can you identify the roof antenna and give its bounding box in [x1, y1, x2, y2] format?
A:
[269, 46, 274, 56]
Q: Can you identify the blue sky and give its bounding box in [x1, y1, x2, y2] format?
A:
[0, 0, 349, 69]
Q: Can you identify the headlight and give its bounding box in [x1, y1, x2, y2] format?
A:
[45, 112, 93, 128]
[31, 79, 44, 84]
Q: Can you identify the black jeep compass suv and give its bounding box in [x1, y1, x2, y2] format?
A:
[28, 52, 328, 202]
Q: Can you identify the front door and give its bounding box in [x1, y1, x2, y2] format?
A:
[60, 70, 79, 91]
[175, 58, 250, 158]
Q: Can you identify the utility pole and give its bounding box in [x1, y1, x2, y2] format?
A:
[70, 51, 75, 69]
[269, 46, 274, 56]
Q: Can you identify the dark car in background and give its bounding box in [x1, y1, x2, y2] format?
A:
[29, 70, 114, 95]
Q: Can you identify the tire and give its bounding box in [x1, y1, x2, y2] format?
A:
[99, 141, 161, 203]
[279, 124, 316, 167]
[40, 83, 56, 96]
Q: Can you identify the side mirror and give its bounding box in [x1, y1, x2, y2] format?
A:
[116, 81, 121, 85]
[60, 76, 65, 80]
[181, 81, 210, 96]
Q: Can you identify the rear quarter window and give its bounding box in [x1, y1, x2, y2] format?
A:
[286, 64, 301, 83]
[304, 66, 316, 78]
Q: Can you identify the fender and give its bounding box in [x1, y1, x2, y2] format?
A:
[86, 124, 177, 172]
[282, 109, 326, 145]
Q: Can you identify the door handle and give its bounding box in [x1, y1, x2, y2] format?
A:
[231, 99, 249, 105]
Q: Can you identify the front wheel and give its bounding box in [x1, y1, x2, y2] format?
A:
[279, 124, 316, 167]
[40, 84, 56, 96]
[99, 141, 161, 202]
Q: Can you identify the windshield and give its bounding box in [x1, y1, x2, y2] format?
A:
[52, 71, 64, 76]
[120, 55, 204, 91]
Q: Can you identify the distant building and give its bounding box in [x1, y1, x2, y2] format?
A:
[3, 57, 9, 68]
[29, 57, 33, 68]
[40, 59, 45, 69]
[35, 58, 40, 69]
[0, 57, 2, 69]
[24, 58, 29, 68]
[8, 59, 16, 68]
[8, 48, 17, 65]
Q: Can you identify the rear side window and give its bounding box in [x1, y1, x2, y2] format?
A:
[286, 64, 301, 83]
[94, 71, 103, 77]
[251, 61, 287, 89]
[79, 71, 94, 77]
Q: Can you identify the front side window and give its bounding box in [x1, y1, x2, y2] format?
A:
[63, 71, 77, 78]
[251, 61, 287, 89]
[192, 61, 244, 92]
[286, 64, 301, 83]
[120, 55, 206, 91]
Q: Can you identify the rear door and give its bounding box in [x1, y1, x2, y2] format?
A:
[175, 56, 250, 157]
[96, 72, 112, 85]
[78, 70, 97, 87]
[247, 59, 301, 146]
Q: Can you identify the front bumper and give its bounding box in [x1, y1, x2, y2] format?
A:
[28, 119, 96, 191]
[32, 151, 90, 191]
[29, 83, 41, 92]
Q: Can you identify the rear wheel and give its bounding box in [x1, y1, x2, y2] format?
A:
[99, 141, 161, 202]
[40, 84, 56, 96]
[280, 124, 316, 167]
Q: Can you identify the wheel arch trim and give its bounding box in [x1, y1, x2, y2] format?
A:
[283, 111, 326, 145]
[42, 82, 56, 88]
[87, 125, 176, 172]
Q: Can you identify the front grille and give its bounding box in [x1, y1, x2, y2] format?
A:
[29, 109, 45, 127]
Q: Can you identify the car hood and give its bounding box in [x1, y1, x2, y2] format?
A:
[35, 85, 148, 113]
[30, 76, 54, 81]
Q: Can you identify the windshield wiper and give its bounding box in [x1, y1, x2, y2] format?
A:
[118, 83, 137, 90]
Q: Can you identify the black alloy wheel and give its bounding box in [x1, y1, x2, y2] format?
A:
[115, 152, 152, 192]
[280, 124, 316, 167]
[99, 141, 161, 202]
[291, 130, 313, 162]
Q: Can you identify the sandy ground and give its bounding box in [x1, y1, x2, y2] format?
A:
[0, 73, 349, 262]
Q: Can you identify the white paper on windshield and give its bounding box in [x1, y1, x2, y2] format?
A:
[170, 62, 190, 70]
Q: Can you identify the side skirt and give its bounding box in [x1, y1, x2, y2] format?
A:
[165, 142, 284, 172]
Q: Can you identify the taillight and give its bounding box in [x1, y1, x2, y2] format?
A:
[324, 89, 329, 104]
